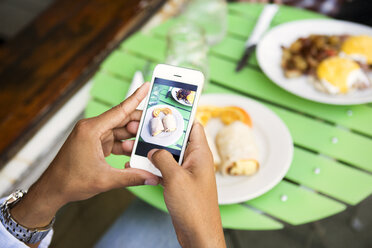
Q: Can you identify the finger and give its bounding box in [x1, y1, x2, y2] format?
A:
[111, 141, 127, 155]
[183, 122, 213, 171]
[108, 167, 159, 188]
[121, 140, 135, 155]
[147, 149, 179, 179]
[94, 83, 149, 131]
[113, 128, 135, 140]
[125, 162, 130, 168]
[126, 121, 140, 135]
[187, 122, 209, 152]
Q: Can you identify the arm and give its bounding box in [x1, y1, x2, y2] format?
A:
[7, 83, 159, 247]
[147, 123, 226, 248]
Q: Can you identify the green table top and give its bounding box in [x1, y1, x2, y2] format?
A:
[85, 3, 372, 230]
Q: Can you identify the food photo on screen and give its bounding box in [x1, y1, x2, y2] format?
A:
[135, 78, 197, 161]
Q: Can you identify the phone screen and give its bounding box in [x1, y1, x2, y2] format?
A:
[135, 77, 198, 162]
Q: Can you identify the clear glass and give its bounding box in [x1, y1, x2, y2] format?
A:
[166, 21, 209, 89]
[183, 0, 227, 45]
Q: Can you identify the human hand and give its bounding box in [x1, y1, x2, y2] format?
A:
[147, 123, 225, 248]
[10, 83, 159, 231]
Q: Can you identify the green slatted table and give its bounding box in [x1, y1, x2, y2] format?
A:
[85, 3, 372, 230]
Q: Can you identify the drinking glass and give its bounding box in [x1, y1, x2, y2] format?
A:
[183, 0, 227, 45]
[166, 21, 209, 89]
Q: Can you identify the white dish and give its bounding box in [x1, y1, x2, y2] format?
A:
[257, 19, 372, 105]
[200, 94, 293, 205]
[172, 87, 193, 106]
[140, 105, 184, 147]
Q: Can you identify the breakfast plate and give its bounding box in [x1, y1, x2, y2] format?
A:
[140, 105, 184, 147]
[172, 88, 193, 106]
[257, 19, 372, 105]
[200, 94, 293, 204]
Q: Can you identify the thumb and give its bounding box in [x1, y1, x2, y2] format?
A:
[148, 149, 180, 179]
[108, 167, 160, 188]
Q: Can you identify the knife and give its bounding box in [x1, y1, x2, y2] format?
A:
[235, 4, 279, 72]
[166, 87, 173, 99]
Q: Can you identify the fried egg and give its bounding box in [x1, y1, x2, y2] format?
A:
[341, 35, 372, 65]
[316, 57, 370, 94]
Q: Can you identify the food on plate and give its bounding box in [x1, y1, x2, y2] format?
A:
[341, 35, 372, 66]
[281, 34, 347, 78]
[176, 89, 195, 104]
[216, 121, 259, 176]
[205, 130, 221, 171]
[196, 106, 252, 127]
[314, 57, 371, 94]
[196, 105, 259, 176]
[281, 34, 372, 94]
[153, 107, 172, 117]
[162, 114, 177, 132]
[150, 117, 164, 136]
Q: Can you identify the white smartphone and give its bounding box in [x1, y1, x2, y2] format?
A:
[130, 64, 204, 177]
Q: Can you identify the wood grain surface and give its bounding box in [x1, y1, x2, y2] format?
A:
[0, 0, 165, 167]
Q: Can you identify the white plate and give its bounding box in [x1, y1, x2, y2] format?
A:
[257, 19, 372, 105]
[140, 105, 184, 147]
[200, 94, 293, 204]
[172, 88, 193, 106]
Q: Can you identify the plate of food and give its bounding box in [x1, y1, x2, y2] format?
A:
[172, 87, 195, 106]
[140, 105, 184, 147]
[257, 19, 372, 105]
[197, 94, 293, 204]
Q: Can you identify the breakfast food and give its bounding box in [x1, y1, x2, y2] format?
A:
[341, 35, 372, 66]
[281, 34, 372, 95]
[196, 106, 252, 127]
[150, 117, 164, 136]
[153, 107, 172, 117]
[314, 56, 370, 94]
[196, 105, 259, 176]
[176, 89, 195, 104]
[162, 114, 177, 132]
[281, 35, 346, 78]
[216, 122, 259, 176]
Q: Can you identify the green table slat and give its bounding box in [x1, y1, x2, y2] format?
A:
[247, 181, 346, 225]
[265, 103, 372, 172]
[91, 71, 130, 106]
[220, 204, 283, 230]
[101, 51, 147, 79]
[287, 148, 372, 205]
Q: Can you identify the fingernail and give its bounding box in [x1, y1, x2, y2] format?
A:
[147, 149, 159, 159]
[144, 179, 158, 186]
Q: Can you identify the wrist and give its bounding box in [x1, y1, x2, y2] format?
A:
[10, 177, 64, 229]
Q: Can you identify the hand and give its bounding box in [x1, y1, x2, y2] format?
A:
[10, 83, 159, 233]
[147, 123, 225, 248]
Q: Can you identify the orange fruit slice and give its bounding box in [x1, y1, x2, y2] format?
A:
[152, 108, 162, 117]
[162, 107, 172, 115]
[152, 107, 173, 117]
[220, 106, 252, 127]
[196, 105, 252, 127]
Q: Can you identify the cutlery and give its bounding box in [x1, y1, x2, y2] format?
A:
[235, 4, 279, 72]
